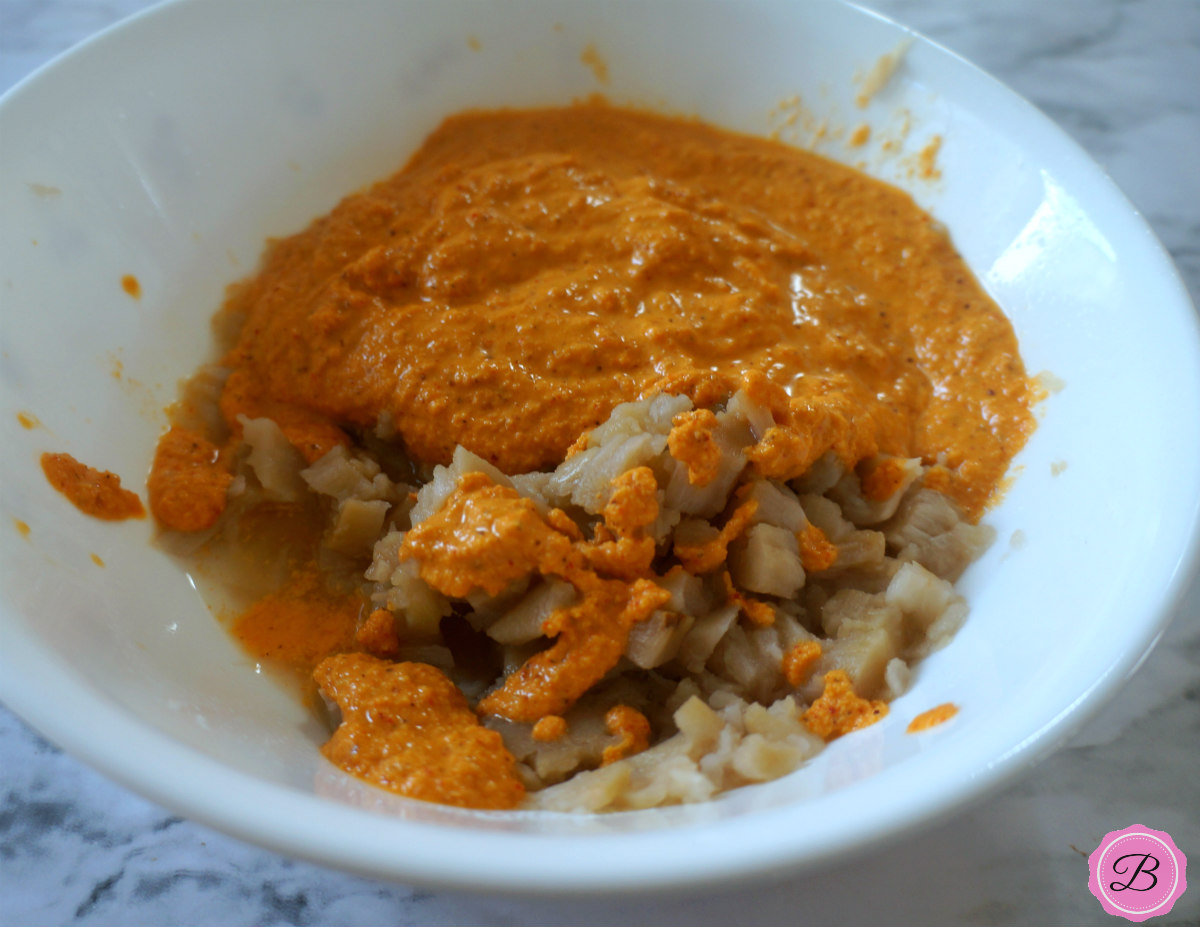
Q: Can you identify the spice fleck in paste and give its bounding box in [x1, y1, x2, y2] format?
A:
[149, 101, 1034, 810]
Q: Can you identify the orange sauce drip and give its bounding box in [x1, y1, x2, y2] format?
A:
[314, 653, 524, 809]
[674, 495, 758, 574]
[722, 571, 775, 627]
[918, 135, 943, 180]
[907, 702, 959, 733]
[782, 640, 823, 688]
[121, 274, 141, 299]
[16, 411, 39, 429]
[602, 466, 660, 536]
[532, 715, 568, 742]
[147, 426, 232, 532]
[797, 522, 839, 572]
[40, 452, 145, 521]
[803, 670, 888, 739]
[355, 607, 401, 658]
[668, 409, 722, 487]
[601, 705, 651, 765]
[580, 43, 610, 85]
[859, 456, 908, 501]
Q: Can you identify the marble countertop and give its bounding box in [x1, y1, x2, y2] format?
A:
[2, 1, 1197, 924]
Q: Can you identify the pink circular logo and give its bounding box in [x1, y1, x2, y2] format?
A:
[1089, 825, 1188, 922]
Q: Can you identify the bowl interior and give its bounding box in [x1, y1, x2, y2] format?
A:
[2, 0, 1199, 892]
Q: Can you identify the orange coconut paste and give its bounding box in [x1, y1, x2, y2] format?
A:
[146, 101, 1034, 808]
[41, 452, 145, 521]
[803, 670, 889, 739]
[147, 426, 233, 532]
[601, 705, 652, 766]
[218, 101, 1033, 520]
[313, 653, 525, 809]
[399, 471, 671, 722]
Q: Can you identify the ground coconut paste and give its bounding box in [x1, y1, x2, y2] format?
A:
[130, 101, 1033, 810]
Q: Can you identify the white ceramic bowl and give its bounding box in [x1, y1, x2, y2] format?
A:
[2, 0, 1198, 894]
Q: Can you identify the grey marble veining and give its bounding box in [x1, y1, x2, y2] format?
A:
[2, 2, 1198, 925]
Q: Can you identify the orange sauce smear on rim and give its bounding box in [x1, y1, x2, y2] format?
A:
[907, 702, 959, 733]
[40, 452, 145, 521]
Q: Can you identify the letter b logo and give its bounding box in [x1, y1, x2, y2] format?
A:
[1089, 826, 1187, 922]
[1110, 853, 1159, 893]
